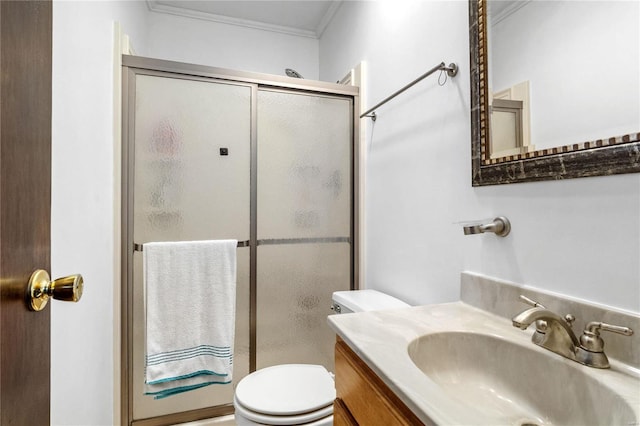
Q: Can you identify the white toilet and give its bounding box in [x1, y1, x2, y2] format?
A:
[233, 289, 409, 425]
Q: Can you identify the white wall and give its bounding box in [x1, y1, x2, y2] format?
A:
[52, 2, 148, 425]
[320, 1, 640, 313]
[146, 12, 319, 79]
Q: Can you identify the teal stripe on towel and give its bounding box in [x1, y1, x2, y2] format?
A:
[146, 350, 232, 366]
[152, 345, 231, 356]
[147, 351, 231, 363]
[146, 380, 232, 399]
[147, 345, 231, 360]
[147, 370, 228, 385]
[146, 345, 232, 365]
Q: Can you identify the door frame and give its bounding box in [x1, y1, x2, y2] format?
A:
[120, 56, 360, 426]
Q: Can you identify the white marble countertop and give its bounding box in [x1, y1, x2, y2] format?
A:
[327, 301, 640, 425]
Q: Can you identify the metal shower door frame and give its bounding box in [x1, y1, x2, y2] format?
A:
[121, 56, 360, 426]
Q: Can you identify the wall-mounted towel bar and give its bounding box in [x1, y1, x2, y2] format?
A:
[133, 237, 350, 252]
[360, 61, 458, 121]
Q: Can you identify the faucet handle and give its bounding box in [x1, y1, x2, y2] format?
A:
[579, 321, 634, 353]
[586, 321, 633, 337]
[519, 295, 546, 309]
[518, 296, 575, 326]
[518, 295, 550, 334]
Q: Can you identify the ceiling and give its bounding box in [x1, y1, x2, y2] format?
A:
[147, 0, 343, 39]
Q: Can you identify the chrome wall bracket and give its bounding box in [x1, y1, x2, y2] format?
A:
[362, 112, 377, 122]
[462, 216, 511, 237]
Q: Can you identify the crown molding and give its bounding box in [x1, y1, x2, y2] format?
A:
[146, 0, 343, 39]
[489, 0, 531, 26]
[316, 1, 343, 38]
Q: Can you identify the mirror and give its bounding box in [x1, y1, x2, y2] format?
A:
[469, 0, 640, 186]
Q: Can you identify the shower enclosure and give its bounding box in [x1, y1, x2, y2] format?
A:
[121, 56, 359, 425]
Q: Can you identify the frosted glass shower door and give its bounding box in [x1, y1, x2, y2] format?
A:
[131, 74, 251, 420]
[256, 89, 352, 371]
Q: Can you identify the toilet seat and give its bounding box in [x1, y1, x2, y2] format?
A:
[234, 395, 333, 425]
[234, 364, 335, 425]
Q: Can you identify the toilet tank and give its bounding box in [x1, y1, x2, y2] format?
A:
[331, 289, 409, 314]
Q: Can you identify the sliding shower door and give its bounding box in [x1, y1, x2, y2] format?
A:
[123, 57, 358, 425]
[130, 74, 252, 420]
[256, 90, 352, 371]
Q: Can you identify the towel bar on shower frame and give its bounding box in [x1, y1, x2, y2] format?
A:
[133, 237, 351, 252]
[133, 241, 251, 252]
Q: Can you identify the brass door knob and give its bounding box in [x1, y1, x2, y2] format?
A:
[27, 269, 84, 311]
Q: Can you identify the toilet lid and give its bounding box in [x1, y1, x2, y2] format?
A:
[235, 364, 335, 416]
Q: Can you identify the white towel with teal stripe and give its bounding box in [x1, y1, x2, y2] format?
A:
[143, 240, 237, 399]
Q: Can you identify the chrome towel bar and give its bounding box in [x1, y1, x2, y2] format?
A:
[360, 61, 458, 121]
[134, 240, 250, 252]
[133, 237, 350, 252]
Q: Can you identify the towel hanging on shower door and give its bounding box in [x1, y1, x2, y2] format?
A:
[143, 239, 237, 399]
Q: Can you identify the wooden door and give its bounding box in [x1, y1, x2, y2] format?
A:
[0, 1, 53, 424]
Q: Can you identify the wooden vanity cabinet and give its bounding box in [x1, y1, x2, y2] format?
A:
[333, 338, 425, 426]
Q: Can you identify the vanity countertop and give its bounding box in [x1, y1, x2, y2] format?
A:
[327, 301, 640, 425]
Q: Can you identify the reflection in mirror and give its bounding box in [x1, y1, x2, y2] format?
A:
[470, 0, 640, 186]
[487, 0, 639, 158]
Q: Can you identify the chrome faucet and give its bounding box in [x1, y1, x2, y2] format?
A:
[512, 300, 581, 362]
[512, 295, 634, 368]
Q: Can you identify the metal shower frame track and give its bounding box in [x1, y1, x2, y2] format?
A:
[120, 55, 360, 426]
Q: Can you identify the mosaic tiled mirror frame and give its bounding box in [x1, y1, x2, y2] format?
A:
[469, 0, 640, 186]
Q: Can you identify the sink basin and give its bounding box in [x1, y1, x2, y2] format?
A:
[408, 331, 638, 426]
[329, 301, 640, 426]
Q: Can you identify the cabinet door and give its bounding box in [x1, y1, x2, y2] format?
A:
[334, 398, 359, 426]
[335, 339, 424, 426]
